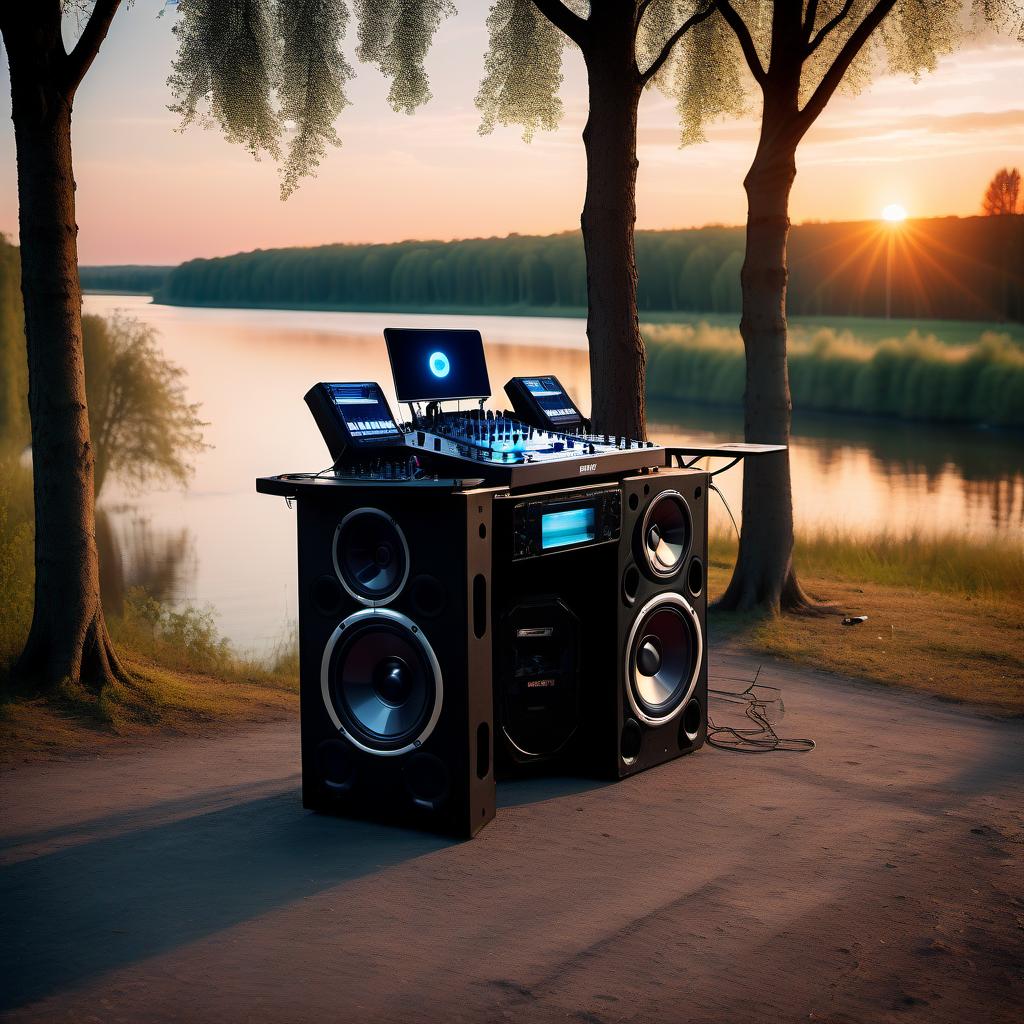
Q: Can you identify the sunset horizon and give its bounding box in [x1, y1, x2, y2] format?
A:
[1, 8, 1021, 264]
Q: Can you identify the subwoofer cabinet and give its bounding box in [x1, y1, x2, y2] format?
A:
[295, 482, 498, 838]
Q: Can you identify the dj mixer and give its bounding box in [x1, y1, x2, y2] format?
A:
[294, 328, 668, 490]
[402, 407, 662, 487]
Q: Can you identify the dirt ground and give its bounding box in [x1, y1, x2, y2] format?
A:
[1, 649, 1021, 1024]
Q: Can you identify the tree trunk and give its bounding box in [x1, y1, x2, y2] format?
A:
[716, 137, 814, 614]
[580, 15, 645, 439]
[4, 16, 126, 692]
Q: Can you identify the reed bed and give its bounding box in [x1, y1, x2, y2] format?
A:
[644, 323, 1024, 428]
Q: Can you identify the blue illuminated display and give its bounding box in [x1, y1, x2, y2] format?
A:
[541, 507, 596, 550]
[428, 351, 450, 378]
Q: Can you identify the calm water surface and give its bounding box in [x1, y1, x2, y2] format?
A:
[84, 295, 1024, 654]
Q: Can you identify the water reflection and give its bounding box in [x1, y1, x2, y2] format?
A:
[647, 401, 1024, 538]
[80, 295, 1022, 653]
[98, 508, 197, 615]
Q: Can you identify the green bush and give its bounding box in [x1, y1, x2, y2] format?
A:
[644, 324, 1024, 427]
[0, 460, 33, 672]
[111, 588, 234, 674]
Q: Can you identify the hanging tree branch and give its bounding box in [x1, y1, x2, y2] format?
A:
[719, 0, 767, 85]
[797, 0, 897, 133]
[806, 0, 855, 56]
[635, 0, 657, 28]
[64, 0, 124, 94]
[530, 0, 588, 44]
[640, 1, 721, 86]
[802, 0, 820, 42]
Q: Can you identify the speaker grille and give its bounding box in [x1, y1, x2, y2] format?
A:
[625, 593, 702, 725]
[321, 609, 443, 756]
[638, 491, 691, 578]
[333, 508, 410, 605]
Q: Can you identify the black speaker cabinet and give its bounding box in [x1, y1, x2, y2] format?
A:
[611, 467, 708, 778]
[296, 485, 498, 838]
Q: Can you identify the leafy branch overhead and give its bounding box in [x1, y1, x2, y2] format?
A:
[168, 0, 1024, 193]
[167, 0, 453, 197]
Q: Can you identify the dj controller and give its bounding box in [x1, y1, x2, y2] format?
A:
[275, 327, 670, 490]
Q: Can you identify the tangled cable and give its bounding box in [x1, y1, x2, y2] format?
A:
[707, 665, 816, 754]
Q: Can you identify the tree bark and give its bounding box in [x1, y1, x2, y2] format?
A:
[580, 10, 646, 439]
[3, 8, 126, 691]
[716, 132, 815, 614]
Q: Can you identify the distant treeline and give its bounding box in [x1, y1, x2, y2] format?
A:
[134, 215, 1023, 322]
[79, 265, 172, 294]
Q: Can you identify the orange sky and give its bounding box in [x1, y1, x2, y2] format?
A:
[1, 5, 1021, 265]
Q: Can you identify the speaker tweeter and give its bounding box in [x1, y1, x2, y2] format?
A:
[638, 491, 691, 579]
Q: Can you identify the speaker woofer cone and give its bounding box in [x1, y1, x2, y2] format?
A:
[321, 609, 443, 756]
[638, 491, 691, 579]
[333, 508, 410, 605]
[625, 593, 702, 725]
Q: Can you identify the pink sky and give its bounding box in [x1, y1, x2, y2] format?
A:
[1, 4, 1022, 265]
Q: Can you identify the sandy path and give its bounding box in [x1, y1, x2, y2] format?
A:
[2, 650, 1021, 1024]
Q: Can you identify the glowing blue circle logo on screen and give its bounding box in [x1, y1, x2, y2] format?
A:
[428, 351, 450, 379]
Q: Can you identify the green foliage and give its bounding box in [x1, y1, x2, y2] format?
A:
[356, 0, 455, 114]
[645, 322, 1024, 427]
[168, 0, 452, 197]
[476, 0, 565, 141]
[111, 588, 233, 674]
[0, 458, 33, 672]
[0, 236, 28, 445]
[82, 314, 208, 497]
[157, 216, 1024, 323]
[277, 1, 353, 198]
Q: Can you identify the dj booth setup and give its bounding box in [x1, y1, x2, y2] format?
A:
[258, 328, 780, 838]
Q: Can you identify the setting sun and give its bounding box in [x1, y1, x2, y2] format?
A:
[882, 203, 908, 222]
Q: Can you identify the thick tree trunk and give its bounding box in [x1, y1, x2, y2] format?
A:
[4, 16, 126, 691]
[580, 15, 645, 439]
[716, 138, 814, 614]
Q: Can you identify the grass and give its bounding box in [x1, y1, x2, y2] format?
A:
[645, 322, 1024, 428]
[707, 530, 1024, 716]
[0, 449, 300, 763]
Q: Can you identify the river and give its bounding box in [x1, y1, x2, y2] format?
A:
[83, 295, 1024, 654]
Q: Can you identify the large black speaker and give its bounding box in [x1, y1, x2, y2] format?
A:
[296, 485, 497, 838]
[491, 469, 707, 781]
[611, 468, 708, 777]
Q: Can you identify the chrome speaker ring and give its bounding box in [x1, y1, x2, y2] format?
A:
[320, 608, 443, 757]
[624, 592, 702, 727]
[332, 507, 411, 607]
[638, 490, 692, 579]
